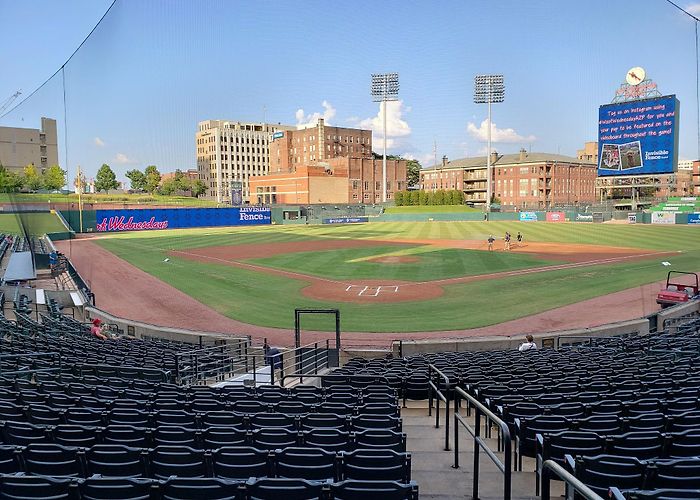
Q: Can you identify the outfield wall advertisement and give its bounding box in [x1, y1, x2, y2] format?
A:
[95, 207, 271, 232]
[688, 214, 700, 225]
[598, 95, 680, 176]
[651, 211, 675, 225]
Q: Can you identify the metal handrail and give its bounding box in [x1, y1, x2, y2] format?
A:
[453, 386, 511, 500]
[0, 351, 62, 377]
[540, 460, 603, 500]
[427, 363, 451, 451]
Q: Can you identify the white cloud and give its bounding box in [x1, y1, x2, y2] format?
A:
[358, 100, 412, 150]
[114, 153, 137, 164]
[687, 3, 700, 16]
[94, 137, 105, 147]
[400, 152, 435, 167]
[295, 100, 336, 129]
[466, 119, 536, 144]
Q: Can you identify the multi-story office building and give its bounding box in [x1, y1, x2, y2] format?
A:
[577, 141, 598, 163]
[195, 120, 295, 202]
[268, 118, 373, 173]
[421, 149, 597, 209]
[0, 117, 58, 172]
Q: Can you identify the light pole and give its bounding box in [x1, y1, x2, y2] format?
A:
[371, 73, 399, 203]
[474, 74, 505, 213]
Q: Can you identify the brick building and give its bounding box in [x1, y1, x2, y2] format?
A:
[249, 156, 407, 205]
[0, 117, 58, 173]
[268, 118, 373, 173]
[420, 149, 597, 208]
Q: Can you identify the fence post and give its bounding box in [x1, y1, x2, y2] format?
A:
[326, 339, 330, 368]
[314, 342, 319, 374]
[473, 406, 481, 500]
[452, 391, 460, 469]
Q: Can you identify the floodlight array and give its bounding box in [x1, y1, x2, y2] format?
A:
[371, 73, 400, 101]
[474, 74, 505, 103]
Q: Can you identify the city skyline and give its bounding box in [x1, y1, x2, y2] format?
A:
[1, 0, 700, 181]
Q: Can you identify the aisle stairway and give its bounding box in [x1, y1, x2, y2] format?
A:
[402, 402, 565, 499]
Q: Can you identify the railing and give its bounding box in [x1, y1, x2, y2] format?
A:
[453, 386, 511, 500]
[279, 372, 391, 388]
[540, 460, 603, 500]
[173, 340, 253, 385]
[664, 312, 700, 333]
[427, 363, 451, 451]
[0, 352, 62, 377]
[275, 340, 334, 387]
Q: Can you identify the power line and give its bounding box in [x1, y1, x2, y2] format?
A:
[664, 0, 700, 22]
[0, 0, 117, 120]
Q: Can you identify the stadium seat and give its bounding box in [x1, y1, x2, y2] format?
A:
[0, 445, 22, 474]
[211, 446, 271, 480]
[149, 446, 208, 479]
[202, 426, 248, 448]
[22, 443, 84, 478]
[302, 429, 351, 452]
[341, 449, 411, 482]
[85, 444, 147, 478]
[568, 454, 645, 497]
[3, 421, 50, 446]
[102, 425, 151, 448]
[200, 411, 246, 428]
[52, 424, 100, 447]
[252, 428, 299, 450]
[274, 447, 338, 481]
[330, 479, 419, 500]
[161, 477, 242, 500]
[244, 477, 326, 500]
[354, 429, 406, 453]
[0, 474, 75, 500]
[153, 426, 199, 447]
[79, 475, 155, 500]
[301, 413, 347, 431]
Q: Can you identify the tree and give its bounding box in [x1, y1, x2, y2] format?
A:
[23, 164, 43, 191]
[191, 179, 206, 198]
[0, 164, 22, 193]
[144, 165, 161, 193]
[433, 190, 445, 205]
[126, 169, 146, 191]
[406, 160, 421, 187]
[95, 164, 119, 193]
[409, 190, 420, 206]
[394, 191, 405, 206]
[43, 164, 66, 191]
[158, 178, 178, 196]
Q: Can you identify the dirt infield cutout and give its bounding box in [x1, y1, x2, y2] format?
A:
[172, 239, 671, 304]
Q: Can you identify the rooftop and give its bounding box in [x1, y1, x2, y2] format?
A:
[425, 152, 596, 170]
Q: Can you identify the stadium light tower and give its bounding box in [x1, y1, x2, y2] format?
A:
[371, 73, 399, 203]
[474, 74, 505, 213]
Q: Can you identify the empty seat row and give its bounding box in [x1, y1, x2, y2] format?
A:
[1, 405, 401, 431]
[0, 393, 399, 415]
[0, 474, 420, 500]
[570, 454, 700, 498]
[0, 443, 412, 482]
[0, 422, 407, 452]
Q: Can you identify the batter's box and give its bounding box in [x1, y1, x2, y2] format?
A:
[345, 285, 400, 297]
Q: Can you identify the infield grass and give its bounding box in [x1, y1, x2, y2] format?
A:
[94, 221, 700, 332]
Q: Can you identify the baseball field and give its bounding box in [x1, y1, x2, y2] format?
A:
[77, 221, 700, 333]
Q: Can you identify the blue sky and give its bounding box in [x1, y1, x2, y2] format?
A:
[1, 0, 699, 182]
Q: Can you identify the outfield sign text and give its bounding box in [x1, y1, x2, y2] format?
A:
[95, 207, 271, 232]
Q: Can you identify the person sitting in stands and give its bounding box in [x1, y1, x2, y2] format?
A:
[518, 334, 537, 352]
[90, 318, 108, 340]
[263, 342, 283, 369]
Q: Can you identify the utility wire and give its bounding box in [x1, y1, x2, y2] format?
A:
[0, 0, 117, 120]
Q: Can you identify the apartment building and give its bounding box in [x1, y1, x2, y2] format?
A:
[0, 117, 58, 172]
[268, 118, 372, 173]
[195, 120, 295, 202]
[421, 149, 597, 208]
[249, 156, 407, 205]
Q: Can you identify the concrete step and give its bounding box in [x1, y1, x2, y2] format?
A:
[401, 404, 564, 499]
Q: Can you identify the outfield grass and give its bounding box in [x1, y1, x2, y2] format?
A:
[94, 221, 700, 332]
[0, 213, 67, 235]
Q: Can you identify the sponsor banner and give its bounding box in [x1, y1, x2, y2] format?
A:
[322, 217, 369, 225]
[575, 213, 594, 222]
[688, 214, 700, 225]
[592, 212, 605, 223]
[95, 207, 271, 232]
[519, 212, 538, 222]
[546, 211, 566, 222]
[628, 213, 637, 224]
[230, 181, 243, 205]
[272, 131, 284, 139]
[651, 211, 675, 225]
